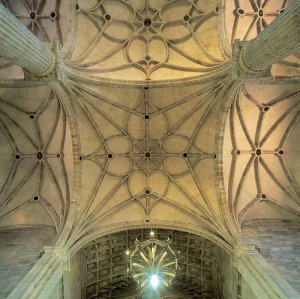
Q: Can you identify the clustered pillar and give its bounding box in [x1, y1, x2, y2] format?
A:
[0, 4, 55, 76]
[240, 0, 300, 74]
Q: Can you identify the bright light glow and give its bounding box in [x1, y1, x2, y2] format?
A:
[150, 231, 155, 237]
[126, 250, 130, 256]
[150, 274, 160, 289]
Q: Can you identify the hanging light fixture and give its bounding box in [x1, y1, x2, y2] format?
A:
[126, 230, 178, 297]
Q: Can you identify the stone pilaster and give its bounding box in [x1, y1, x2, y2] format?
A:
[0, 4, 59, 78]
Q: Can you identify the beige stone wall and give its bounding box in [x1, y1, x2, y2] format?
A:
[0, 226, 56, 298]
[42, 251, 82, 299]
[212, 247, 234, 299]
[212, 247, 258, 299]
[240, 272, 258, 299]
[243, 219, 300, 295]
[51, 279, 63, 299]
[63, 251, 83, 299]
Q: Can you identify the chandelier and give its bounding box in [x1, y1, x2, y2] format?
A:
[126, 231, 178, 297]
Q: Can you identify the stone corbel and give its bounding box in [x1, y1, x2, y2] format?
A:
[24, 40, 64, 82]
[43, 246, 70, 271]
[232, 40, 271, 80]
[232, 243, 257, 269]
[233, 243, 257, 258]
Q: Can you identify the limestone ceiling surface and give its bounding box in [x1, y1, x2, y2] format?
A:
[68, 80, 232, 245]
[0, 0, 299, 252]
[0, 85, 73, 232]
[66, 0, 227, 81]
[223, 82, 300, 226]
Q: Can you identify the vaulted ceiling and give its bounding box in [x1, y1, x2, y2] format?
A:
[0, 0, 299, 258]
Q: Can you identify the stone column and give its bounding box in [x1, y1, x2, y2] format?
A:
[240, 0, 300, 74]
[0, 4, 55, 76]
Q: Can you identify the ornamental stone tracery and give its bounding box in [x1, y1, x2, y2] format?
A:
[68, 82, 227, 242]
[223, 83, 300, 225]
[68, 0, 226, 80]
[0, 86, 73, 232]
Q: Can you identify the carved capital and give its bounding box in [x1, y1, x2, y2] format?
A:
[233, 243, 257, 259]
[24, 40, 64, 82]
[232, 40, 271, 79]
[44, 246, 70, 271]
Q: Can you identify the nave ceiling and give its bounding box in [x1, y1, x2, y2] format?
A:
[0, 0, 299, 254]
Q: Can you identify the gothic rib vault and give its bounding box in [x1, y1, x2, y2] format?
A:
[0, 0, 300, 298]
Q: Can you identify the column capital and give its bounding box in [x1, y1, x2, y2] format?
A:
[233, 242, 257, 259]
[43, 245, 70, 271]
[232, 40, 271, 79]
[24, 40, 64, 82]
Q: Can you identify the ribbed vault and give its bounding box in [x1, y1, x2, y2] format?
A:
[66, 80, 235, 247]
[66, 0, 227, 81]
[0, 0, 300, 297]
[0, 85, 73, 231]
[223, 81, 300, 228]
